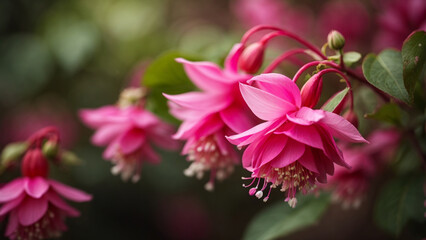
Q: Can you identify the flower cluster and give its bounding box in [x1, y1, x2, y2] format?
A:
[0, 127, 92, 240]
[80, 87, 179, 182]
[165, 25, 369, 207]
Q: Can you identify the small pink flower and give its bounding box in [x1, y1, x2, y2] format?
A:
[326, 144, 375, 209]
[227, 73, 367, 207]
[0, 127, 91, 240]
[324, 129, 400, 208]
[164, 44, 257, 190]
[0, 177, 92, 240]
[80, 88, 178, 182]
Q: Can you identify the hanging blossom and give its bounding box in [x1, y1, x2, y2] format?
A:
[80, 87, 178, 182]
[324, 129, 400, 208]
[164, 44, 258, 191]
[227, 72, 368, 207]
[0, 127, 92, 240]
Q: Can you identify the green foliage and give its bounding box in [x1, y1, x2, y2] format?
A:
[402, 31, 426, 101]
[362, 49, 410, 104]
[0, 142, 28, 173]
[61, 150, 82, 166]
[343, 51, 361, 67]
[143, 51, 198, 123]
[374, 174, 425, 237]
[322, 87, 349, 112]
[243, 194, 330, 240]
[364, 103, 402, 126]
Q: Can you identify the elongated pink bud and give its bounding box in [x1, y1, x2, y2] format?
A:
[21, 149, 49, 178]
[238, 42, 265, 74]
[300, 73, 323, 108]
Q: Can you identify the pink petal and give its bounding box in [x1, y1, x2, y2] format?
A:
[0, 193, 25, 216]
[249, 73, 301, 107]
[224, 43, 244, 73]
[142, 144, 160, 164]
[220, 102, 255, 133]
[103, 139, 119, 159]
[79, 106, 123, 128]
[286, 107, 325, 125]
[131, 110, 161, 128]
[317, 127, 349, 169]
[214, 131, 231, 156]
[0, 178, 25, 203]
[239, 83, 297, 121]
[91, 123, 129, 146]
[119, 128, 145, 154]
[46, 191, 80, 217]
[176, 58, 231, 91]
[242, 140, 259, 170]
[163, 92, 231, 112]
[5, 210, 18, 236]
[192, 114, 225, 139]
[226, 120, 277, 147]
[297, 147, 319, 174]
[320, 111, 368, 143]
[278, 123, 324, 150]
[24, 177, 49, 199]
[257, 134, 287, 167]
[18, 196, 48, 226]
[49, 180, 92, 202]
[271, 138, 305, 168]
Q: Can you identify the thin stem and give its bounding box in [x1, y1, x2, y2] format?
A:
[263, 49, 312, 73]
[240, 25, 327, 59]
[317, 68, 354, 110]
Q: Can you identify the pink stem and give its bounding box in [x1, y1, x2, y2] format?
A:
[263, 49, 315, 73]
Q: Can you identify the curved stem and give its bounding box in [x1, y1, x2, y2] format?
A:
[263, 49, 312, 73]
[241, 25, 327, 59]
[317, 68, 354, 110]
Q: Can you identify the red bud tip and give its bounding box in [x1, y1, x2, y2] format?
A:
[238, 42, 265, 74]
[21, 149, 49, 178]
[343, 110, 358, 128]
[301, 74, 323, 108]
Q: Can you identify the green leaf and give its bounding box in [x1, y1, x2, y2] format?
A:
[362, 49, 410, 103]
[374, 174, 425, 236]
[343, 51, 361, 67]
[243, 194, 330, 240]
[61, 150, 82, 166]
[364, 103, 401, 125]
[143, 51, 198, 123]
[402, 31, 426, 100]
[322, 87, 349, 112]
[1, 142, 28, 172]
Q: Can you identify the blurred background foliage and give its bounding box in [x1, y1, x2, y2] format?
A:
[0, 0, 424, 239]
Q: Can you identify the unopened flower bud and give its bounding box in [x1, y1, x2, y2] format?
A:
[21, 149, 49, 178]
[301, 73, 323, 108]
[343, 109, 358, 128]
[42, 140, 58, 158]
[327, 30, 345, 50]
[117, 87, 146, 108]
[238, 42, 265, 74]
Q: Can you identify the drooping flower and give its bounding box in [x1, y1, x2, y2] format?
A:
[164, 44, 258, 190]
[227, 73, 367, 207]
[80, 87, 178, 182]
[324, 129, 400, 208]
[0, 127, 92, 240]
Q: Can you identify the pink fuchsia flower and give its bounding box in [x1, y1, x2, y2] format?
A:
[325, 144, 375, 209]
[0, 127, 91, 240]
[227, 73, 367, 207]
[373, 0, 426, 51]
[0, 177, 92, 240]
[80, 87, 178, 183]
[324, 129, 400, 208]
[164, 44, 258, 190]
